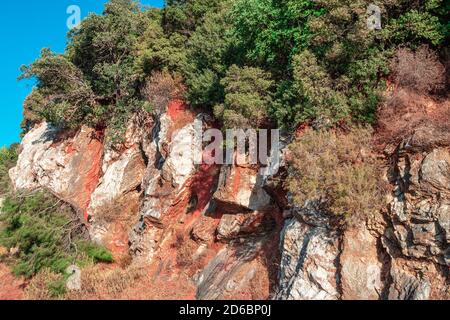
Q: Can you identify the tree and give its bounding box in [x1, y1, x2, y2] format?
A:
[230, 0, 321, 73]
[163, 0, 222, 35]
[214, 65, 273, 129]
[19, 49, 95, 129]
[183, 1, 240, 107]
[20, 0, 151, 141]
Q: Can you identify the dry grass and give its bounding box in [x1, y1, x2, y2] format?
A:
[25, 264, 148, 300]
[376, 46, 449, 150]
[174, 232, 208, 277]
[143, 71, 185, 114]
[66, 264, 147, 300]
[175, 236, 196, 268]
[391, 45, 446, 94]
[376, 89, 450, 150]
[25, 269, 65, 300]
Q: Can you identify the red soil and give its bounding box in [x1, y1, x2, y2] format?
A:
[0, 263, 25, 300]
[167, 99, 188, 120]
[81, 134, 104, 221]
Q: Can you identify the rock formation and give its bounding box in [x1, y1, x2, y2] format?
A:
[8, 99, 449, 300]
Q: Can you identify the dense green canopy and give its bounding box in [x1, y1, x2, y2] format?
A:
[20, 0, 448, 138]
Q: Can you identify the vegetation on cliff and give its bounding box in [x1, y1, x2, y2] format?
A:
[20, 0, 448, 134]
[16, 0, 450, 224]
[286, 127, 384, 226]
[0, 145, 113, 296]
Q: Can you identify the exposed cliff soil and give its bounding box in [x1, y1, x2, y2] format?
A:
[0, 263, 25, 300]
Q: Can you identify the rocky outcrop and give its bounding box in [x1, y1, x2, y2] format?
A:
[340, 227, 384, 300]
[7, 100, 449, 300]
[275, 134, 449, 301]
[213, 165, 272, 212]
[381, 142, 449, 300]
[9, 122, 103, 219]
[139, 114, 201, 223]
[276, 204, 341, 300]
[196, 239, 269, 300]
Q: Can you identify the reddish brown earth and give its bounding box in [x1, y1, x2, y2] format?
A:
[0, 263, 25, 300]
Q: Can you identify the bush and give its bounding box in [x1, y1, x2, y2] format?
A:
[143, 71, 184, 114]
[0, 145, 18, 196]
[78, 242, 114, 263]
[0, 190, 113, 278]
[286, 128, 383, 226]
[376, 89, 450, 149]
[391, 46, 446, 94]
[214, 65, 273, 129]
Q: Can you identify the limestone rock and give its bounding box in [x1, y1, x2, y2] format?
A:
[388, 147, 449, 265]
[9, 122, 103, 215]
[340, 227, 383, 300]
[196, 239, 267, 300]
[88, 147, 145, 216]
[217, 211, 274, 241]
[276, 214, 340, 300]
[140, 117, 201, 222]
[213, 166, 272, 212]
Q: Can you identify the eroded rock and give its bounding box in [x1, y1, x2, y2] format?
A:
[9, 122, 103, 217]
[213, 165, 272, 212]
[340, 227, 383, 300]
[276, 206, 340, 300]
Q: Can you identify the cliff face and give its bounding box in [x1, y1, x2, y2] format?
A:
[8, 99, 449, 300]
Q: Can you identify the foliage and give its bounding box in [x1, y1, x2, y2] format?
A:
[230, 0, 448, 129]
[0, 145, 18, 196]
[214, 65, 273, 128]
[230, 0, 322, 71]
[142, 71, 184, 114]
[20, 0, 449, 134]
[376, 89, 450, 149]
[391, 45, 446, 94]
[286, 128, 383, 226]
[136, 11, 188, 74]
[182, 1, 239, 108]
[20, 0, 150, 142]
[19, 49, 95, 129]
[0, 190, 113, 279]
[77, 241, 114, 263]
[163, 0, 222, 35]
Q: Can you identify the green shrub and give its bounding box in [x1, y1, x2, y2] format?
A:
[0, 190, 113, 278]
[47, 277, 68, 297]
[78, 241, 114, 263]
[286, 128, 383, 226]
[214, 65, 273, 129]
[0, 145, 18, 196]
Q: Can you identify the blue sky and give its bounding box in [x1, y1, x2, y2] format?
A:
[0, 0, 163, 148]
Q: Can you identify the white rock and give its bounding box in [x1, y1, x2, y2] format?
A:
[276, 217, 340, 300]
[163, 119, 201, 187]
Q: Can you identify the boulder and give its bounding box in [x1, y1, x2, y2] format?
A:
[213, 166, 272, 212]
[9, 122, 103, 216]
[217, 211, 274, 241]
